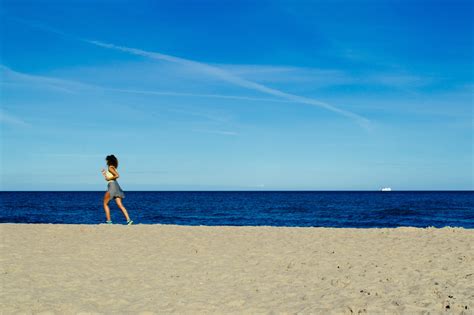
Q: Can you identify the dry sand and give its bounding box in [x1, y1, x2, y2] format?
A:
[1, 224, 473, 314]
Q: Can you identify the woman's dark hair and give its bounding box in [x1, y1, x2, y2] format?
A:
[106, 155, 118, 168]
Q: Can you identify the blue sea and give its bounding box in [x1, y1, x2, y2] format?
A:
[0, 191, 473, 228]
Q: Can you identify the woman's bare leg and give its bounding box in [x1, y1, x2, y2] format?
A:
[115, 197, 131, 222]
[103, 192, 111, 221]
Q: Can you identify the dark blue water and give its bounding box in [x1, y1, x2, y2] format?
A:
[0, 191, 473, 228]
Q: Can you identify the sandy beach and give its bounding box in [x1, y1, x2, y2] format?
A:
[1, 224, 473, 314]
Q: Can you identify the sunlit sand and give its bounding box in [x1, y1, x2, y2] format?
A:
[1, 224, 472, 314]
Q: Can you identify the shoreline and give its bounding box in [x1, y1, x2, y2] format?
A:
[1, 224, 473, 313]
[1, 223, 472, 229]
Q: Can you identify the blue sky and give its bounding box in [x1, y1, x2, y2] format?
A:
[0, 0, 472, 190]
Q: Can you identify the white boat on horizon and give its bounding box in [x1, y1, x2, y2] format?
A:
[381, 187, 392, 192]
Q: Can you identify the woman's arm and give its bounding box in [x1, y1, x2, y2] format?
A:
[108, 166, 120, 180]
[101, 169, 108, 180]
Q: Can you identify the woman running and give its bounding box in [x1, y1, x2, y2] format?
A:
[101, 155, 133, 225]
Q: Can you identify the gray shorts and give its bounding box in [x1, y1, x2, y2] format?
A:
[107, 181, 125, 199]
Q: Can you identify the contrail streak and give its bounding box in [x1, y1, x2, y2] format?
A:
[86, 40, 370, 128]
[106, 88, 291, 103]
[7, 17, 370, 128]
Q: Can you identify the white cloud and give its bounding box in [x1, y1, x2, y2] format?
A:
[221, 64, 353, 85]
[0, 109, 32, 127]
[0, 65, 91, 93]
[192, 129, 239, 136]
[1, 64, 289, 103]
